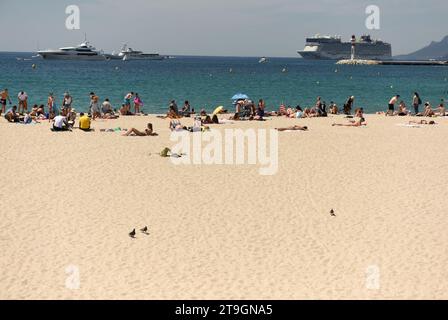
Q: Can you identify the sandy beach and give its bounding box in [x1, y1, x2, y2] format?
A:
[1, 114, 447, 300]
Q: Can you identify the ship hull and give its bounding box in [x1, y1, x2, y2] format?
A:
[298, 42, 392, 60]
[38, 53, 108, 61]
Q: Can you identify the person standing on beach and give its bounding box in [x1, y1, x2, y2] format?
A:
[89, 92, 100, 120]
[47, 92, 55, 115]
[388, 95, 400, 115]
[62, 92, 73, 115]
[412, 92, 422, 115]
[123, 92, 134, 114]
[344, 96, 354, 115]
[133, 93, 143, 114]
[257, 99, 265, 118]
[17, 91, 28, 114]
[0, 88, 12, 116]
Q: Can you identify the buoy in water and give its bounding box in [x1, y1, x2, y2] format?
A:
[32, 64, 36, 69]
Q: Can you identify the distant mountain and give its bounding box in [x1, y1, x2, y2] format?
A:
[395, 35, 448, 60]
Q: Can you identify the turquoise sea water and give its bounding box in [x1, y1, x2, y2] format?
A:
[1, 52, 447, 114]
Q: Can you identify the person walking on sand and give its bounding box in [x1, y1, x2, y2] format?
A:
[412, 92, 422, 115]
[387, 95, 400, 115]
[0, 88, 12, 116]
[17, 91, 28, 114]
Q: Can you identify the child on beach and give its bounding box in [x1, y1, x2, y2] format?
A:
[133, 93, 143, 114]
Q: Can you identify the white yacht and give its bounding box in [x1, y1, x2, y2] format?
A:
[38, 40, 107, 60]
[115, 44, 166, 61]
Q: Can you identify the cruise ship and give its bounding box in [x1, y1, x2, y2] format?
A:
[298, 35, 392, 60]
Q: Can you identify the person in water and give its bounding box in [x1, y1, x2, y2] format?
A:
[122, 123, 158, 136]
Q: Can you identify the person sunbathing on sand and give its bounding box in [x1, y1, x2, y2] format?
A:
[169, 119, 184, 131]
[276, 125, 308, 131]
[332, 117, 366, 127]
[123, 123, 158, 136]
[409, 120, 436, 125]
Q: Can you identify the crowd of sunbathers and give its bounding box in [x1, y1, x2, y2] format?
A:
[1, 88, 445, 133]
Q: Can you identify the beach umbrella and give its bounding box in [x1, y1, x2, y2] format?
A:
[231, 93, 249, 100]
[212, 106, 224, 116]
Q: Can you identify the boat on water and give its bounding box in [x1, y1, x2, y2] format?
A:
[298, 34, 392, 60]
[37, 39, 108, 61]
[110, 44, 166, 61]
[258, 57, 268, 63]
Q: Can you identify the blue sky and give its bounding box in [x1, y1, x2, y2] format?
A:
[0, 0, 447, 56]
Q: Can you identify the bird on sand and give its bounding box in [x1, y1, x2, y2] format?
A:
[129, 229, 136, 238]
[140, 226, 149, 234]
[330, 209, 336, 217]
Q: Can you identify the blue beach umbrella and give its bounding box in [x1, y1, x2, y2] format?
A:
[231, 93, 249, 100]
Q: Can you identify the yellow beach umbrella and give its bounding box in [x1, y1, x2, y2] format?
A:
[212, 106, 224, 116]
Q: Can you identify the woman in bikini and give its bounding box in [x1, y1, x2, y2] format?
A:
[123, 123, 158, 136]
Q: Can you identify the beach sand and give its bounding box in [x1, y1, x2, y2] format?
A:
[0, 114, 447, 299]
